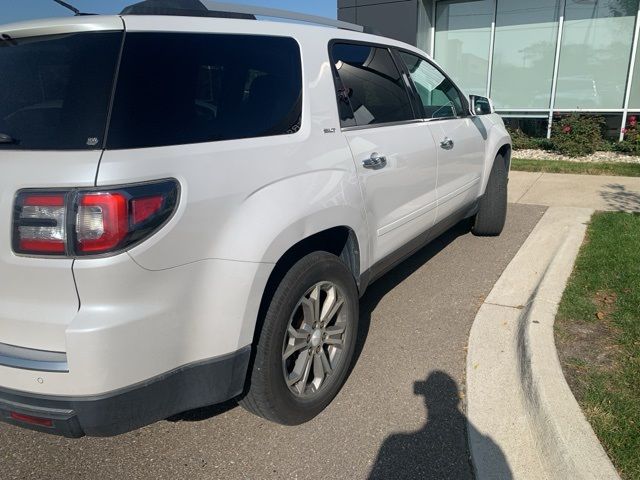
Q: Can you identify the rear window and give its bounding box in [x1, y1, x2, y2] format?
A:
[106, 33, 303, 149]
[0, 32, 122, 150]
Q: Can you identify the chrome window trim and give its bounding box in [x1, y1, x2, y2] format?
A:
[340, 116, 465, 132]
[0, 342, 69, 373]
[341, 119, 424, 132]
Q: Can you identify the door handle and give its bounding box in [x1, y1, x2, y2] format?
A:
[362, 152, 387, 170]
[440, 137, 454, 150]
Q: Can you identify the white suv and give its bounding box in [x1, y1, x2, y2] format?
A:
[0, 0, 510, 437]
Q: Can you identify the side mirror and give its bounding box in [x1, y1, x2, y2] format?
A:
[470, 95, 494, 116]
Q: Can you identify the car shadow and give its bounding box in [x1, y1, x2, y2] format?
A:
[351, 218, 473, 371]
[169, 219, 473, 423]
[368, 371, 512, 480]
[599, 183, 640, 212]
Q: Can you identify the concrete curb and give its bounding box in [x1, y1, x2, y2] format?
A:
[466, 207, 620, 479]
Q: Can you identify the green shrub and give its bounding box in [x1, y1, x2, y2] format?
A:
[507, 127, 552, 151]
[508, 127, 535, 150]
[614, 115, 640, 156]
[550, 114, 605, 157]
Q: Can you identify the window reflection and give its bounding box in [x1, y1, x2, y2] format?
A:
[555, 0, 639, 109]
[491, 0, 561, 109]
[434, 0, 493, 96]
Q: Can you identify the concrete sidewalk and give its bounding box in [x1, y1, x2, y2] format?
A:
[509, 171, 640, 211]
[467, 206, 619, 480]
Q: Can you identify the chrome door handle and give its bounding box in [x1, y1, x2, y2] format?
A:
[362, 152, 387, 170]
[440, 137, 454, 150]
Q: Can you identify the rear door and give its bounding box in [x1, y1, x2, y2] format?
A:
[0, 20, 123, 352]
[331, 42, 438, 264]
[396, 51, 486, 222]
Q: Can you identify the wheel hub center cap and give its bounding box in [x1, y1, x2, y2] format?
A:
[310, 329, 323, 347]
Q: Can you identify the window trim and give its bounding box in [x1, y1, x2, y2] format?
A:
[341, 118, 425, 132]
[328, 39, 420, 131]
[393, 47, 472, 122]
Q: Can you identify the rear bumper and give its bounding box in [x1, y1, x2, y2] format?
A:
[0, 346, 250, 437]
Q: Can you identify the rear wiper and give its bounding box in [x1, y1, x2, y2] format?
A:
[0, 133, 17, 144]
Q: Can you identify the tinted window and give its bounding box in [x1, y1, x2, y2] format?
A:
[398, 52, 465, 119]
[332, 43, 414, 127]
[0, 32, 122, 150]
[107, 33, 302, 149]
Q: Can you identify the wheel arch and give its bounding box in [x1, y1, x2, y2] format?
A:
[240, 225, 362, 395]
[257, 226, 362, 330]
[480, 119, 512, 194]
[497, 143, 512, 172]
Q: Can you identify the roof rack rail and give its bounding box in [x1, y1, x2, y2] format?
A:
[121, 0, 368, 33]
[200, 1, 365, 32]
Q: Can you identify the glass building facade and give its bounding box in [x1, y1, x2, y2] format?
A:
[339, 0, 640, 140]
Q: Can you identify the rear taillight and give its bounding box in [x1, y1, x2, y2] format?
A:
[16, 193, 67, 255]
[13, 179, 179, 257]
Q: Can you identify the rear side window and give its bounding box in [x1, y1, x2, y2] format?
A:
[107, 33, 302, 149]
[331, 43, 414, 127]
[398, 51, 464, 119]
[0, 32, 122, 150]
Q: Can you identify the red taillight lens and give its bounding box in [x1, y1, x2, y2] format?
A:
[131, 195, 164, 225]
[76, 193, 128, 253]
[10, 411, 54, 428]
[15, 193, 66, 255]
[13, 179, 178, 257]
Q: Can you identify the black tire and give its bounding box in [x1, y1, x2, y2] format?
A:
[472, 154, 508, 236]
[239, 251, 359, 425]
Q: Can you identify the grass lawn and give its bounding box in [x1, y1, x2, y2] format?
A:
[555, 212, 640, 479]
[512, 158, 640, 177]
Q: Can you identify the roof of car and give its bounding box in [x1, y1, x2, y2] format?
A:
[0, 10, 431, 62]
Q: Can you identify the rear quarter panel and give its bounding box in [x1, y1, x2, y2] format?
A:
[97, 18, 370, 272]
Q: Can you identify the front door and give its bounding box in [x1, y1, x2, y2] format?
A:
[395, 51, 485, 222]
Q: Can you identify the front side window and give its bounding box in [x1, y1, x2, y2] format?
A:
[0, 32, 122, 150]
[107, 33, 302, 149]
[398, 52, 464, 119]
[331, 43, 414, 127]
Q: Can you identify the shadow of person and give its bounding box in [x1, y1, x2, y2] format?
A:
[369, 371, 512, 480]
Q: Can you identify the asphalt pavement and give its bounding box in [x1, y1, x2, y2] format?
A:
[0, 203, 545, 480]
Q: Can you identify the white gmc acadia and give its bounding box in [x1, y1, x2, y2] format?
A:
[0, 0, 510, 437]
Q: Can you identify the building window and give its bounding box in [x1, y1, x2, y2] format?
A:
[491, 0, 561, 110]
[555, 0, 639, 110]
[434, 0, 494, 96]
[630, 49, 640, 110]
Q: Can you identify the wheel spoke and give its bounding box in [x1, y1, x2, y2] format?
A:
[287, 323, 311, 340]
[324, 324, 345, 347]
[287, 349, 312, 394]
[325, 325, 346, 337]
[320, 288, 344, 324]
[283, 338, 308, 360]
[309, 284, 321, 322]
[319, 348, 332, 374]
[312, 352, 325, 390]
[300, 297, 317, 325]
